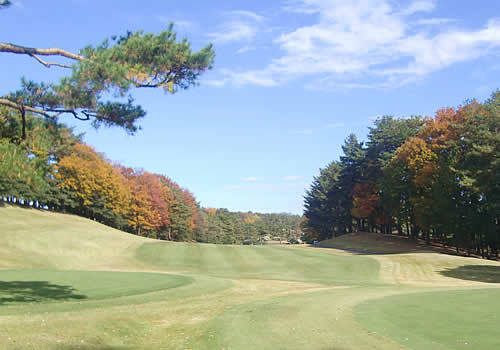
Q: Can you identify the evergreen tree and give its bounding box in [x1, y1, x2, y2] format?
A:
[1, 24, 215, 139]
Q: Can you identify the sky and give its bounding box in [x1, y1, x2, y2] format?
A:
[1, 0, 499, 214]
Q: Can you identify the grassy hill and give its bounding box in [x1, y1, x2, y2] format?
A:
[319, 231, 435, 254]
[1, 205, 500, 349]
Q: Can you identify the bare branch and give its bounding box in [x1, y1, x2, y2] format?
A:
[0, 42, 86, 67]
[29, 53, 73, 69]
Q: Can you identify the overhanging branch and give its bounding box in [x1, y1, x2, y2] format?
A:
[0, 98, 54, 118]
[0, 98, 88, 121]
[29, 53, 73, 69]
[0, 42, 86, 68]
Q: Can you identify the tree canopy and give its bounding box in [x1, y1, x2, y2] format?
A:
[0, 22, 215, 139]
[303, 91, 500, 258]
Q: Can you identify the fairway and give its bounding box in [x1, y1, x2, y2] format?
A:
[1, 206, 500, 349]
[357, 288, 500, 349]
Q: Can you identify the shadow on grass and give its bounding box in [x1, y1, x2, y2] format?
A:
[440, 265, 500, 283]
[315, 244, 430, 255]
[0, 281, 87, 305]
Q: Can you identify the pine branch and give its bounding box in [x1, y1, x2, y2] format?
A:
[0, 98, 54, 118]
[0, 98, 84, 120]
[0, 42, 86, 67]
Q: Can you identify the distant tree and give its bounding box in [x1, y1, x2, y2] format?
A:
[0, 23, 215, 139]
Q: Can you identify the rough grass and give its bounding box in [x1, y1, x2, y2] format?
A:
[1, 205, 500, 349]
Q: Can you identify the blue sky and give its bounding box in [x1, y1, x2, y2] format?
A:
[1, 0, 499, 214]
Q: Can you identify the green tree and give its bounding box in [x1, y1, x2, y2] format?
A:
[0, 24, 215, 139]
[169, 201, 193, 241]
[366, 116, 424, 234]
[338, 134, 365, 233]
[303, 161, 343, 240]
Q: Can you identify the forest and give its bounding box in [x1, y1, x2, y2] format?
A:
[0, 108, 301, 244]
[303, 91, 499, 258]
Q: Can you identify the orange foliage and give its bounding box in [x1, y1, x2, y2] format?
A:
[56, 143, 130, 218]
[118, 168, 176, 235]
[351, 182, 379, 219]
[394, 137, 437, 186]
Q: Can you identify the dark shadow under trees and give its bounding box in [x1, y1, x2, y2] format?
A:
[440, 265, 500, 283]
[0, 280, 87, 305]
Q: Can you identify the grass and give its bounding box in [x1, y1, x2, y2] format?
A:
[1, 205, 500, 349]
[0, 270, 191, 305]
[356, 288, 500, 349]
[135, 242, 381, 285]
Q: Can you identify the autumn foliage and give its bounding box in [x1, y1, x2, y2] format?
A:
[0, 108, 303, 244]
[304, 90, 500, 257]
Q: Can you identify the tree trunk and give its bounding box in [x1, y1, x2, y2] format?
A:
[21, 107, 26, 140]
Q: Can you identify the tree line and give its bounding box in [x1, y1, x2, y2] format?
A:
[303, 91, 499, 258]
[0, 6, 306, 245]
[0, 108, 301, 243]
[197, 209, 302, 245]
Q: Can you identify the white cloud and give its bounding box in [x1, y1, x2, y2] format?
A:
[204, 69, 277, 87]
[208, 10, 265, 44]
[208, 23, 256, 43]
[230, 10, 265, 23]
[414, 18, 456, 26]
[401, 0, 436, 16]
[211, 0, 500, 89]
[203, 79, 227, 88]
[236, 45, 257, 54]
[241, 177, 265, 182]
